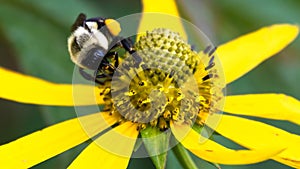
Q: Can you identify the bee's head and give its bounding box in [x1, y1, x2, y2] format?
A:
[67, 13, 121, 70]
[70, 13, 121, 35]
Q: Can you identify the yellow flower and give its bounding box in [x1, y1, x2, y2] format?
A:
[1, 0, 300, 168]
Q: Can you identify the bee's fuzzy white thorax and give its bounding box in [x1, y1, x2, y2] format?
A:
[73, 26, 109, 51]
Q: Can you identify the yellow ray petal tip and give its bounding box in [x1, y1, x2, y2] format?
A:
[217, 23, 299, 84]
[270, 24, 299, 41]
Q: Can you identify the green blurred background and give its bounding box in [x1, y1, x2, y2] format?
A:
[0, 0, 299, 168]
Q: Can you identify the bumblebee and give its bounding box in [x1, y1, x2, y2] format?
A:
[67, 13, 141, 84]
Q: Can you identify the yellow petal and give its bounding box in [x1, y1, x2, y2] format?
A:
[138, 0, 186, 40]
[274, 155, 300, 169]
[225, 94, 300, 125]
[216, 24, 299, 84]
[0, 67, 104, 106]
[0, 112, 117, 168]
[171, 123, 284, 165]
[209, 114, 300, 168]
[68, 122, 138, 169]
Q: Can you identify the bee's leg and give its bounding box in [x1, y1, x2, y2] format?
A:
[120, 38, 142, 67]
[79, 67, 103, 84]
[94, 68, 112, 85]
[97, 59, 115, 79]
[109, 36, 142, 67]
[96, 73, 108, 78]
[104, 51, 119, 70]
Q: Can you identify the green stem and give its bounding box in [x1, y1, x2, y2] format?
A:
[172, 143, 198, 169]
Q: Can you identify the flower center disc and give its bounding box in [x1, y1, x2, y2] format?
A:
[109, 28, 217, 130]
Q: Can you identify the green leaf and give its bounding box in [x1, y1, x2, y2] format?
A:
[141, 127, 171, 169]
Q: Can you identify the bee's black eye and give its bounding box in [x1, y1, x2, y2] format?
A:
[80, 47, 105, 70]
